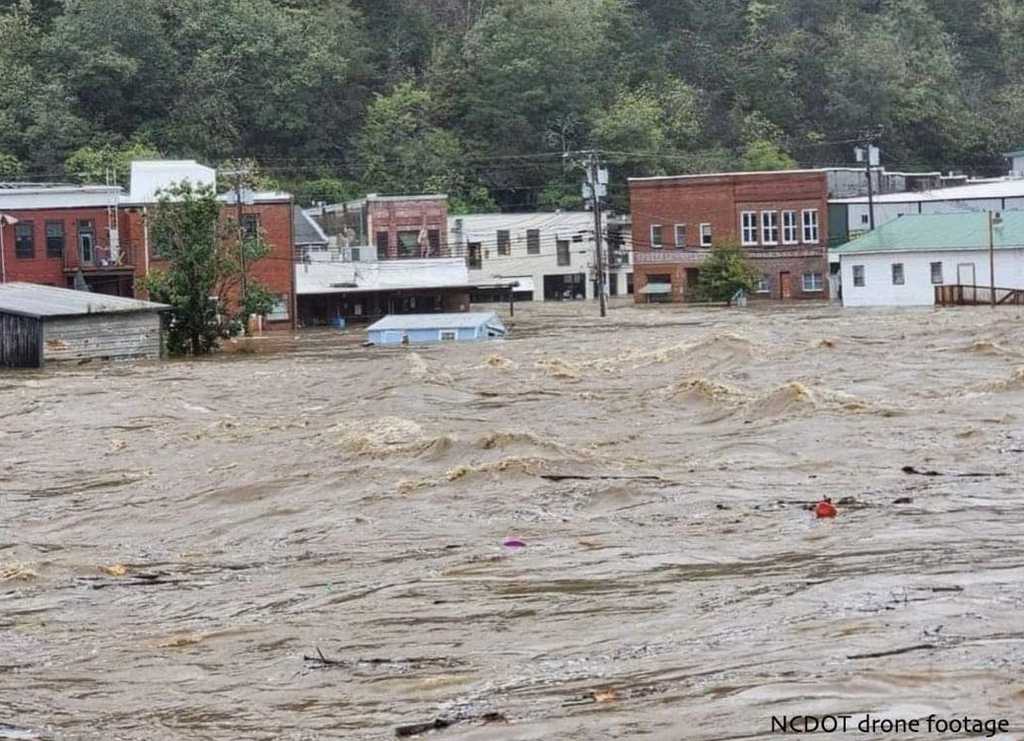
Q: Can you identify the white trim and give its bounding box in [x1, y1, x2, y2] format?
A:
[650, 224, 663, 249]
[801, 272, 824, 292]
[699, 223, 713, 247]
[740, 211, 758, 246]
[761, 210, 779, 245]
[674, 223, 687, 248]
[852, 265, 865, 287]
[891, 262, 905, 286]
[802, 209, 820, 243]
[439, 329, 458, 342]
[782, 210, 798, 244]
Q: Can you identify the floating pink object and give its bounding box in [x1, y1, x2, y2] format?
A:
[503, 539, 527, 548]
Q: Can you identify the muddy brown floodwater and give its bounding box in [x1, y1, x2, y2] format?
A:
[3, 300, 1024, 740]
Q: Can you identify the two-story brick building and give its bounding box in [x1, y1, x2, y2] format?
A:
[0, 160, 297, 329]
[629, 170, 830, 302]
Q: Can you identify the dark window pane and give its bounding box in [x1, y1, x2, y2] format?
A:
[45, 221, 64, 258]
[15, 223, 34, 259]
[526, 229, 540, 255]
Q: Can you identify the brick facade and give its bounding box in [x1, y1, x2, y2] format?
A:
[367, 197, 449, 258]
[2, 197, 296, 328]
[629, 171, 830, 302]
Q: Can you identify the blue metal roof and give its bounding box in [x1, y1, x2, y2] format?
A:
[367, 312, 502, 331]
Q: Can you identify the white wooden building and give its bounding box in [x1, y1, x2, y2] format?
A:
[448, 212, 632, 302]
[833, 212, 1024, 307]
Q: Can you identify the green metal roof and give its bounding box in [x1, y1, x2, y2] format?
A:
[831, 212, 1024, 256]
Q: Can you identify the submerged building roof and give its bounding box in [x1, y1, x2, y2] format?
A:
[832, 212, 1024, 255]
[367, 312, 501, 331]
[0, 283, 169, 319]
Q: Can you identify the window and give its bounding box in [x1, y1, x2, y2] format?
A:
[761, 211, 779, 245]
[650, 225, 663, 248]
[741, 212, 758, 245]
[802, 272, 824, 292]
[556, 239, 571, 266]
[439, 330, 457, 342]
[397, 230, 420, 258]
[674, 224, 687, 248]
[45, 221, 64, 259]
[77, 220, 95, 264]
[351, 247, 361, 262]
[853, 265, 865, 287]
[526, 229, 540, 255]
[930, 261, 943, 285]
[861, 214, 870, 225]
[700, 223, 712, 247]
[428, 229, 441, 256]
[802, 209, 819, 243]
[497, 229, 510, 256]
[467, 243, 482, 269]
[240, 213, 260, 239]
[14, 222, 34, 259]
[782, 211, 798, 244]
[892, 263, 905, 286]
[267, 294, 289, 321]
[376, 231, 389, 257]
[756, 275, 771, 293]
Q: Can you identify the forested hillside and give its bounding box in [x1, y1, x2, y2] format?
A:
[2, 0, 1022, 209]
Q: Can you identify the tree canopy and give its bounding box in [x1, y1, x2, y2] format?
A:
[0, 0, 1018, 206]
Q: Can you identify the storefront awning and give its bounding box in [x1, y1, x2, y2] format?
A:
[639, 283, 672, 295]
[506, 277, 535, 292]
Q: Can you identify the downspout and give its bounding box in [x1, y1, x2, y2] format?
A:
[0, 218, 7, 284]
[290, 196, 297, 330]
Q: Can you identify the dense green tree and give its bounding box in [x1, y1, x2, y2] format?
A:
[144, 183, 272, 355]
[65, 140, 161, 185]
[695, 243, 760, 303]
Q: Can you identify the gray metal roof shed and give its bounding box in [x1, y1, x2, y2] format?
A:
[0, 283, 168, 319]
[0, 284, 169, 368]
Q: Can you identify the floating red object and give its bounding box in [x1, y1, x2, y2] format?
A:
[815, 498, 838, 519]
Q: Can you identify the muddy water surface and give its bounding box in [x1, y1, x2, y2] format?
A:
[2, 301, 1024, 740]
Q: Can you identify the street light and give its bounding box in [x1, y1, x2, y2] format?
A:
[0, 213, 20, 284]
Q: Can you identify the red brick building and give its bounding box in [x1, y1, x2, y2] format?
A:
[629, 170, 830, 302]
[0, 167, 296, 329]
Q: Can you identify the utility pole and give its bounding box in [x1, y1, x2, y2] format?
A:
[988, 210, 1000, 307]
[858, 128, 883, 231]
[220, 164, 251, 308]
[587, 150, 608, 318]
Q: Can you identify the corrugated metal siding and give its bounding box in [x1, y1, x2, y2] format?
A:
[0, 312, 43, 368]
[42, 313, 162, 363]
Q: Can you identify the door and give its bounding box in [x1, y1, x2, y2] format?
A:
[684, 268, 700, 302]
[78, 220, 95, 266]
[780, 271, 792, 299]
[958, 263, 976, 303]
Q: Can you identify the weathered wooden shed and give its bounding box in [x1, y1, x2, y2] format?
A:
[0, 283, 168, 368]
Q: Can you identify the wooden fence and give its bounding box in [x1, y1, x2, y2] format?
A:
[935, 285, 1024, 306]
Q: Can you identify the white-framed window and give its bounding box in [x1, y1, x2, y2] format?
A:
[700, 223, 712, 247]
[650, 224, 663, 249]
[674, 223, 687, 248]
[439, 330, 458, 342]
[852, 265, 865, 287]
[741, 212, 758, 245]
[268, 294, 289, 321]
[802, 209, 820, 243]
[782, 210, 798, 244]
[892, 263, 905, 286]
[861, 214, 870, 225]
[761, 211, 779, 245]
[802, 272, 824, 292]
[930, 261, 943, 285]
[756, 275, 771, 293]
